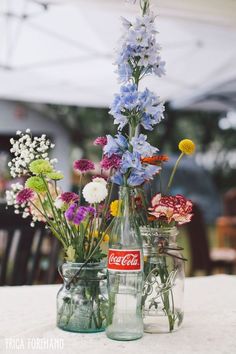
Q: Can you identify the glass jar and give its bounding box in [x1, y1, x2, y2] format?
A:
[141, 226, 185, 333]
[57, 262, 108, 333]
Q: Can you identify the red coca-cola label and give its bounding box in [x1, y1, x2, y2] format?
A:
[107, 249, 141, 271]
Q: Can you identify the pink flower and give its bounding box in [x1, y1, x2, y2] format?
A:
[16, 188, 35, 204]
[101, 154, 121, 170]
[149, 194, 193, 225]
[73, 159, 95, 173]
[93, 136, 107, 147]
[60, 192, 79, 204]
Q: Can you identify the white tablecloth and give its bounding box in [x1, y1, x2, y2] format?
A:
[0, 275, 236, 354]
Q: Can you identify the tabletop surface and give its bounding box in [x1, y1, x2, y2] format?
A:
[0, 275, 236, 354]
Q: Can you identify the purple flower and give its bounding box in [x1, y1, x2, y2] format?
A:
[73, 206, 88, 225]
[101, 154, 121, 170]
[73, 159, 95, 173]
[16, 188, 35, 204]
[93, 136, 108, 147]
[65, 205, 96, 225]
[60, 192, 79, 204]
[65, 203, 77, 222]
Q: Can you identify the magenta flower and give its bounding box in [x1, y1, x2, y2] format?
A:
[16, 188, 35, 204]
[73, 159, 95, 173]
[60, 192, 79, 204]
[101, 154, 121, 170]
[93, 136, 107, 147]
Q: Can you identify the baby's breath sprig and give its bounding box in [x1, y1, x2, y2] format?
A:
[8, 129, 55, 178]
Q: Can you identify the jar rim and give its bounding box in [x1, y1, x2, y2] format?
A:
[140, 225, 178, 232]
[62, 261, 105, 271]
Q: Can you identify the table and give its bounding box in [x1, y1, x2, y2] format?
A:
[0, 275, 236, 354]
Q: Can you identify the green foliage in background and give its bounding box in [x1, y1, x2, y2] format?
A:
[46, 104, 236, 192]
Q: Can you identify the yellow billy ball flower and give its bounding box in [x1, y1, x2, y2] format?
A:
[178, 139, 195, 155]
[110, 200, 121, 217]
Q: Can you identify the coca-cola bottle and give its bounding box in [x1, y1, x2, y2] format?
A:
[106, 186, 144, 341]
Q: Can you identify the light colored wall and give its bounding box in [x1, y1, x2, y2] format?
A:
[0, 100, 71, 191]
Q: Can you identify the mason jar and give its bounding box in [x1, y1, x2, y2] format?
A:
[57, 262, 108, 333]
[141, 226, 185, 333]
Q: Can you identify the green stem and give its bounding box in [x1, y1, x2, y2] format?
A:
[41, 175, 68, 241]
[158, 259, 175, 332]
[140, 0, 150, 15]
[166, 152, 184, 193]
[79, 174, 83, 201]
[31, 198, 67, 248]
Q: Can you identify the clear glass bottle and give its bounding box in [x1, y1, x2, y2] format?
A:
[106, 186, 144, 341]
[141, 226, 185, 333]
[57, 262, 108, 333]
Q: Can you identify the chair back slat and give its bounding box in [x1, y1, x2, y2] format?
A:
[186, 204, 212, 275]
[0, 230, 14, 285]
[0, 204, 61, 285]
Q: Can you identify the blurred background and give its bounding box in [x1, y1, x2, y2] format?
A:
[0, 0, 236, 285]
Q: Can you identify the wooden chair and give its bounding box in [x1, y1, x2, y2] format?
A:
[0, 204, 61, 285]
[186, 204, 236, 276]
[216, 188, 236, 247]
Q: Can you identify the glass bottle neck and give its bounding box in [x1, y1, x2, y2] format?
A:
[118, 186, 136, 216]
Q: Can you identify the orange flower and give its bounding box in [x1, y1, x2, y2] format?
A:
[141, 155, 169, 165]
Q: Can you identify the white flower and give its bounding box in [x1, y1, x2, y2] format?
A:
[82, 181, 108, 204]
[8, 130, 54, 177]
[92, 177, 107, 186]
[6, 190, 15, 205]
[54, 197, 64, 209]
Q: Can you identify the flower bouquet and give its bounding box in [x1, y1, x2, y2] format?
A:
[6, 130, 112, 332]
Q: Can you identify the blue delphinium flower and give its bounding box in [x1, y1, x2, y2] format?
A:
[127, 169, 146, 186]
[143, 164, 161, 180]
[120, 151, 142, 173]
[109, 83, 139, 130]
[126, 164, 160, 187]
[139, 88, 165, 130]
[115, 14, 166, 83]
[112, 171, 124, 185]
[110, 84, 164, 131]
[131, 134, 158, 157]
[103, 134, 128, 157]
